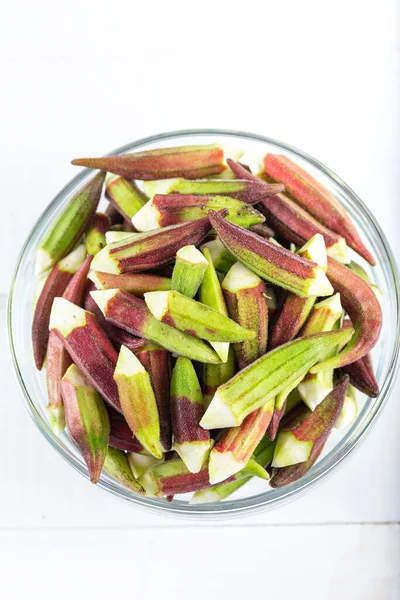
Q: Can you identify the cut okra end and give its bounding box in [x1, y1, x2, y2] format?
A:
[91, 245, 121, 275]
[144, 291, 169, 321]
[143, 178, 181, 198]
[222, 261, 263, 293]
[173, 440, 214, 474]
[87, 270, 104, 289]
[46, 405, 66, 435]
[326, 237, 350, 265]
[35, 247, 54, 276]
[137, 469, 161, 497]
[210, 341, 230, 363]
[335, 387, 358, 430]
[58, 244, 87, 273]
[208, 451, 247, 485]
[175, 244, 209, 267]
[131, 200, 160, 232]
[305, 267, 334, 297]
[297, 233, 328, 271]
[128, 452, 163, 479]
[115, 344, 146, 377]
[271, 431, 313, 468]
[298, 376, 334, 412]
[89, 288, 119, 315]
[190, 487, 227, 504]
[313, 292, 342, 315]
[105, 230, 137, 244]
[200, 391, 239, 429]
[49, 297, 87, 337]
[200, 239, 236, 273]
[171, 245, 209, 298]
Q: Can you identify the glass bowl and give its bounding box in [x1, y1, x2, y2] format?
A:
[8, 129, 400, 518]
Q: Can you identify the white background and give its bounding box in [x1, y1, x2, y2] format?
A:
[1, 1, 399, 598]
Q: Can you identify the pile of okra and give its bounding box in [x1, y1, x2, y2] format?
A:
[32, 143, 382, 502]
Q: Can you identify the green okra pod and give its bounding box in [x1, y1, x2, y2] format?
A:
[36, 171, 105, 274]
[132, 194, 265, 230]
[200, 328, 353, 429]
[171, 245, 209, 299]
[222, 261, 268, 369]
[105, 175, 147, 222]
[90, 288, 221, 364]
[104, 447, 145, 494]
[199, 246, 231, 362]
[114, 345, 163, 459]
[61, 364, 110, 483]
[144, 290, 256, 344]
[85, 213, 110, 256]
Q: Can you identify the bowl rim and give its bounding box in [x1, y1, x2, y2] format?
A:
[7, 128, 400, 517]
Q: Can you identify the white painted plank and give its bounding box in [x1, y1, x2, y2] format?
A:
[0, 525, 398, 599]
[2, 296, 400, 528]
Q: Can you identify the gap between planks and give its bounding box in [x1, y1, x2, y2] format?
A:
[1, 522, 399, 532]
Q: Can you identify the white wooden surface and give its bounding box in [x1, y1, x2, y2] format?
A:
[1, 1, 399, 598]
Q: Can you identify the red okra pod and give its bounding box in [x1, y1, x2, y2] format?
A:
[311, 258, 382, 372]
[227, 159, 349, 264]
[46, 255, 93, 432]
[133, 193, 265, 230]
[91, 216, 214, 275]
[72, 144, 232, 180]
[32, 244, 86, 370]
[107, 407, 145, 454]
[272, 376, 349, 468]
[342, 352, 379, 398]
[263, 154, 374, 265]
[170, 357, 212, 473]
[49, 298, 121, 411]
[208, 211, 333, 298]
